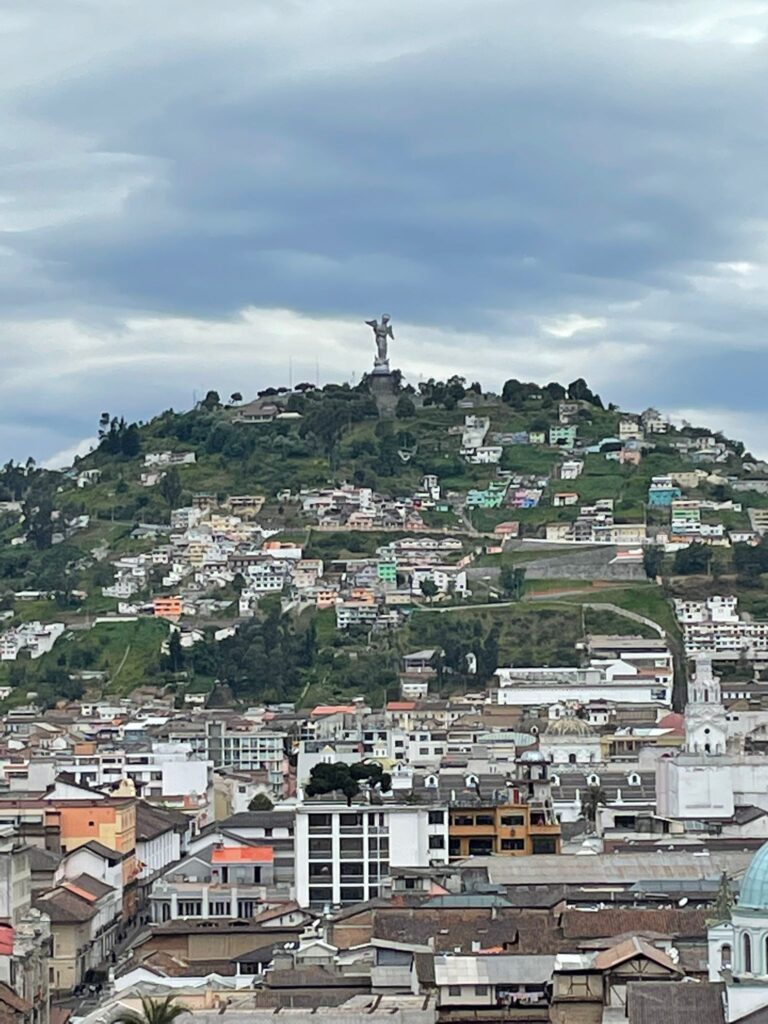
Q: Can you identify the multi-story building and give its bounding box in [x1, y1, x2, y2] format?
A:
[294, 803, 449, 908]
[493, 664, 672, 709]
[675, 597, 768, 660]
[549, 425, 577, 448]
[448, 799, 560, 858]
[204, 722, 286, 792]
[648, 476, 682, 507]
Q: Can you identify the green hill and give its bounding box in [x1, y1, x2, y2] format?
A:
[1, 373, 766, 709]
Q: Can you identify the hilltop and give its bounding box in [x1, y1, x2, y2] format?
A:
[1, 372, 767, 710]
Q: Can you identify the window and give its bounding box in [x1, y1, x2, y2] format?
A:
[340, 861, 364, 878]
[309, 862, 332, 879]
[476, 814, 494, 826]
[475, 985, 488, 997]
[453, 815, 474, 826]
[419, 747, 429, 755]
[744, 934, 752, 973]
[309, 838, 332, 857]
[308, 814, 332, 833]
[720, 944, 732, 970]
[501, 839, 525, 851]
[308, 886, 332, 904]
[340, 838, 364, 855]
[468, 837, 493, 856]
[340, 812, 361, 828]
[429, 835, 445, 849]
[428, 811, 444, 824]
[500, 814, 524, 827]
[532, 836, 558, 855]
[448, 986, 461, 997]
[340, 886, 365, 902]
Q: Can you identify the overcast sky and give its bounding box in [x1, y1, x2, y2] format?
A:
[2, 0, 768, 465]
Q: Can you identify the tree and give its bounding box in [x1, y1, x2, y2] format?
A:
[567, 378, 597, 403]
[167, 630, 184, 674]
[544, 382, 566, 401]
[673, 541, 711, 576]
[232, 572, 247, 596]
[22, 486, 54, 550]
[643, 547, 664, 580]
[121, 423, 141, 457]
[500, 566, 526, 599]
[114, 996, 188, 1024]
[201, 390, 221, 411]
[159, 467, 183, 509]
[230, 392, 243, 404]
[395, 394, 416, 419]
[305, 761, 391, 806]
[248, 793, 274, 811]
[419, 579, 439, 602]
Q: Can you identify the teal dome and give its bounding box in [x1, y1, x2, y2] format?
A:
[739, 843, 768, 910]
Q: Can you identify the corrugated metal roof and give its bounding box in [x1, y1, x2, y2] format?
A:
[434, 954, 555, 986]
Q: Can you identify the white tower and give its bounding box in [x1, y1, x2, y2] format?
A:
[685, 654, 727, 755]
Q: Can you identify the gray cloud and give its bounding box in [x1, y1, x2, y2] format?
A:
[1, 0, 768, 460]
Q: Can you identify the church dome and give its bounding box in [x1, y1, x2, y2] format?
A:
[738, 842, 768, 910]
[544, 716, 595, 738]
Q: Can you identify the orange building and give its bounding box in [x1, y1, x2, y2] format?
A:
[45, 788, 139, 915]
[153, 595, 183, 621]
[448, 801, 561, 858]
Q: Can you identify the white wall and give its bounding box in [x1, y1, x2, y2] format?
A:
[497, 684, 670, 707]
[656, 760, 734, 819]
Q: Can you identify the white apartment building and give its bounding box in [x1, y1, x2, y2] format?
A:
[294, 803, 449, 908]
[410, 567, 469, 597]
[144, 451, 196, 466]
[204, 722, 285, 791]
[493, 663, 672, 709]
[23, 744, 212, 802]
[675, 596, 768, 659]
[675, 596, 740, 624]
[0, 622, 65, 661]
[461, 445, 503, 465]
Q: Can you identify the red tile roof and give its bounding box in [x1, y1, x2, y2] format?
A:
[311, 705, 358, 717]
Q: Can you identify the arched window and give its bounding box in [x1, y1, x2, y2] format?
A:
[568, 753, 578, 765]
[720, 944, 732, 970]
[744, 934, 752, 973]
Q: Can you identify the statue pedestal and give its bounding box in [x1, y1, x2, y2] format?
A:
[370, 370, 398, 419]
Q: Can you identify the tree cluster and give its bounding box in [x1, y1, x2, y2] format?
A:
[672, 541, 711, 576]
[98, 415, 141, 457]
[305, 761, 392, 806]
[500, 377, 603, 411]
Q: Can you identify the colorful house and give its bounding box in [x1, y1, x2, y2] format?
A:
[648, 476, 682, 507]
[549, 425, 577, 448]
